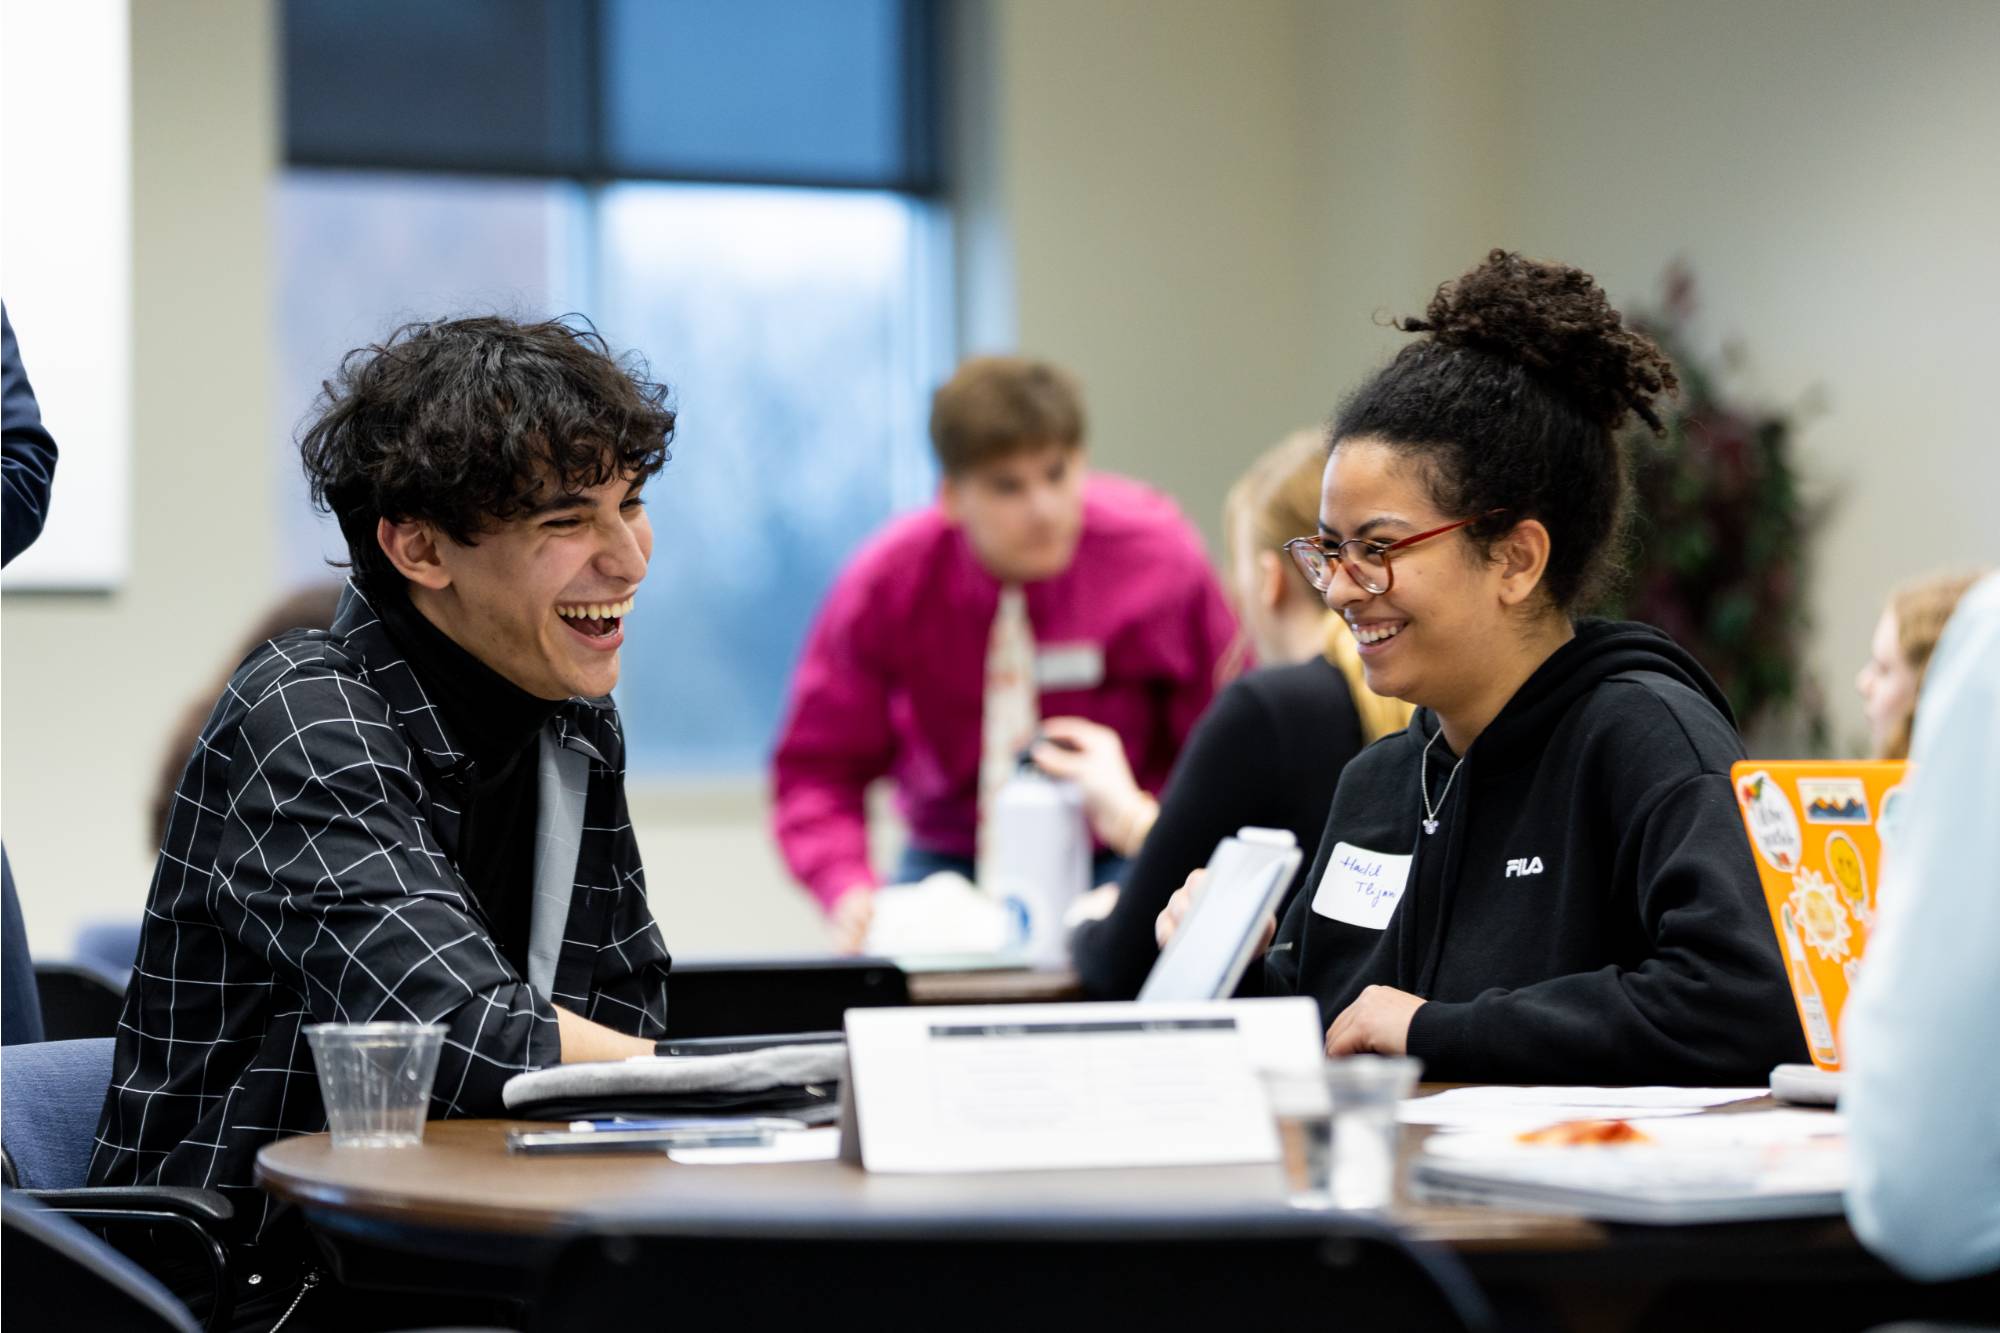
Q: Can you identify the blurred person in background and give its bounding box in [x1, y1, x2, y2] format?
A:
[1854, 566, 1989, 760]
[1041, 428, 1411, 997]
[1844, 570, 2000, 1284]
[40, 587, 350, 993]
[150, 585, 345, 851]
[3, 302, 59, 1045]
[770, 355, 1238, 952]
[2, 304, 57, 565]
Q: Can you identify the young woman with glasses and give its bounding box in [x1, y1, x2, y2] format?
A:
[1159, 250, 1807, 1084]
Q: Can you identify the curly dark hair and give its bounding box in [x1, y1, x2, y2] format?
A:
[1331, 249, 1678, 611]
[299, 315, 676, 583]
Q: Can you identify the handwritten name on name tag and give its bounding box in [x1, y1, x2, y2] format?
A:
[1311, 842, 1413, 930]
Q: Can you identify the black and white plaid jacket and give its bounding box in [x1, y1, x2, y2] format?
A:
[89, 582, 671, 1237]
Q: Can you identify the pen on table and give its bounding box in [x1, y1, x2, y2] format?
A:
[541, 1125, 775, 1150]
[565, 1117, 806, 1133]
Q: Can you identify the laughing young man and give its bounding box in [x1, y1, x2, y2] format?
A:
[771, 355, 1238, 949]
[90, 317, 674, 1316]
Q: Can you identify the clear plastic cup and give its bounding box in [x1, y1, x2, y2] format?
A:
[1263, 1055, 1422, 1211]
[1323, 1055, 1422, 1210]
[1262, 1066, 1335, 1208]
[304, 1022, 445, 1148]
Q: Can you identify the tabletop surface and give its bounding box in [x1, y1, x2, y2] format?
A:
[259, 1118, 1582, 1250]
[255, 1092, 1858, 1258]
[903, 965, 1084, 1006]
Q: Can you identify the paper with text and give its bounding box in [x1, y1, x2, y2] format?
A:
[845, 998, 1322, 1174]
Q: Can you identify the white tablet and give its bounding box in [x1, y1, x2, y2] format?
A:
[1137, 828, 1301, 1003]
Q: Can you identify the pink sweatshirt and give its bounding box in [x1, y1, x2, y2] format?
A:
[770, 473, 1241, 911]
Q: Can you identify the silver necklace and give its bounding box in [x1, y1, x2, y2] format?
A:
[1419, 727, 1466, 836]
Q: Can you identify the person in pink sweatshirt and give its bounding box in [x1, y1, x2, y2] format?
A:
[770, 355, 1239, 950]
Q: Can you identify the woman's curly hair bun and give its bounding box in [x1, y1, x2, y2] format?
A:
[1399, 249, 1678, 434]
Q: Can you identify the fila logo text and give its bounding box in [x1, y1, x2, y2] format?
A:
[1504, 856, 1545, 878]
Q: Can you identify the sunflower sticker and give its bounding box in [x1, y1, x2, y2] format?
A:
[1788, 867, 1853, 964]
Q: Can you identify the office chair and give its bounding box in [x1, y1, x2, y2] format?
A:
[72, 919, 145, 983]
[529, 1212, 1498, 1333]
[662, 957, 910, 1038]
[33, 961, 129, 1041]
[0, 1038, 236, 1331]
[3, 1193, 203, 1333]
[4, 1193, 522, 1333]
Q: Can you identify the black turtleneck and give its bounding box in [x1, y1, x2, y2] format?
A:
[371, 580, 561, 978]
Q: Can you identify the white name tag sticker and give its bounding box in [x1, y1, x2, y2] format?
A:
[1036, 642, 1105, 692]
[1311, 842, 1413, 930]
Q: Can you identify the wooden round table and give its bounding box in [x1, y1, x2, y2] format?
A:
[259, 1103, 1914, 1331]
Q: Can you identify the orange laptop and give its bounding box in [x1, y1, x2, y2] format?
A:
[1730, 759, 1908, 1077]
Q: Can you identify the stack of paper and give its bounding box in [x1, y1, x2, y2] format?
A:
[1409, 1104, 1848, 1224]
[1398, 1085, 1767, 1131]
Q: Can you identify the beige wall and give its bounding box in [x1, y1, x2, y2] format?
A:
[2, 0, 275, 956]
[6, 0, 1998, 960]
[988, 0, 1331, 529]
[1487, 0, 2000, 749]
[989, 0, 2000, 752]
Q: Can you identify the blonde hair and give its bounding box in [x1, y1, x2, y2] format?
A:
[1223, 428, 1415, 744]
[1879, 567, 1990, 759]
[1323, 618, 1417, 745]
[1222, 428, 1326, 569]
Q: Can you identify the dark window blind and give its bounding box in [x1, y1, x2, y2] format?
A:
[282, 0, 943, 192]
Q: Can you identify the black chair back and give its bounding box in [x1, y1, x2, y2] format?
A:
[33, 963, 128, 1042]
[663, 958, 909, 1038]
[531, 1217, 1497, 1333]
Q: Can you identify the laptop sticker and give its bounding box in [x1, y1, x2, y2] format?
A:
[1824, 831, 1871, 926]
[1878, 783, 1908, 849]
[1737, 769, 1802, 872]
[1311, 843, 1413, 930]
[1787, 868, 1852, 964]
[1800, 777, 1870, 824]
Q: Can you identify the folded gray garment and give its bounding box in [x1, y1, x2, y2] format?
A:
[501, 1043, 847, 1111]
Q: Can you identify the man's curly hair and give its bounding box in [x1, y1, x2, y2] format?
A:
[299, 315, 676, 583]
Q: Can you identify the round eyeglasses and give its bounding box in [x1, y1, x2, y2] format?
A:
[1282, 516, 1484, 597]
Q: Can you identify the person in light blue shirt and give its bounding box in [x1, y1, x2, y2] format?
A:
[1843, 570, 2000, 1282]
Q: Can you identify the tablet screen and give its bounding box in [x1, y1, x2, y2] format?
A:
[1137, 829, 1300, 1003]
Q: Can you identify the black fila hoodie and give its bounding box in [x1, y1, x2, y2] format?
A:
[1264, 619, 1808, 1085]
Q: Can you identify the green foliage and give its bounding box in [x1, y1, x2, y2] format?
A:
[1602, 266, 1828, 745]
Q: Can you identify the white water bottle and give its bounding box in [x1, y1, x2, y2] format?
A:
[981, 758, 1091, 966]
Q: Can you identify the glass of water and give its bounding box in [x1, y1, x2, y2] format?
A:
[304, 1022, 444, 1148]
[1323, 1055, 1422, 1210]
[1264, 1055, 1422, 1211]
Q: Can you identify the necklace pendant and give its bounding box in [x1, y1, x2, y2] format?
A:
[1422, 818, 1439, 835]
